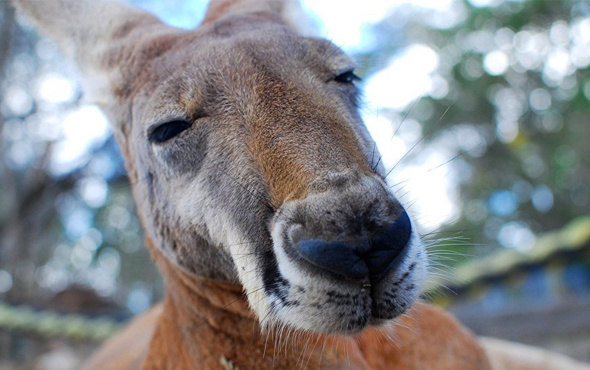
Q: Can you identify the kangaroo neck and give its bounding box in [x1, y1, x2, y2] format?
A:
[143, 239, 369, 370]
[142, 239, 490, 370]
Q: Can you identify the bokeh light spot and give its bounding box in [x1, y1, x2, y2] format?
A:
[489, 190, 518, 217]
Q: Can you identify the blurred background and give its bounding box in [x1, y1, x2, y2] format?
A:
[0, 0, 589, 368]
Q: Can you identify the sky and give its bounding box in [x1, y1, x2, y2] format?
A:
[39, 0, 475, 231]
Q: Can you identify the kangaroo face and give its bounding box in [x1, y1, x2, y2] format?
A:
[131, 26, 427, 334]
[16, 0, 427, 335]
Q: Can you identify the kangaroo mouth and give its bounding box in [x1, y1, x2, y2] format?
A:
[258, 243, 423, 334]
[255, 191, 426, 335]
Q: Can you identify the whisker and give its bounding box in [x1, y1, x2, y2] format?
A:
[385, 104, 453, 180]
[370, 141, 377, 171]
[391, 96, 421, 141]
[388, 142, 482, 190]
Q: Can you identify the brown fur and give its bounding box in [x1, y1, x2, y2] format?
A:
[12, 0, 590, 369]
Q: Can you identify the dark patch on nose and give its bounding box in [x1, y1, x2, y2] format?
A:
[294, 211, 412, 282]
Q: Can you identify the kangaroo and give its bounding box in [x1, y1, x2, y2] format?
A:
[11, 0, 590, 369]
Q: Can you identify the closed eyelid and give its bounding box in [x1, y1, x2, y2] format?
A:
[148, 120, 192, 143]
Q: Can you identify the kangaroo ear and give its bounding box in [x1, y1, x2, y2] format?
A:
[202, 0, 310, 34]
[12, 0, 177, 115]
[203, 0, 283, 22]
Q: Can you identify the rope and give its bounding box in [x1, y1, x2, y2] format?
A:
[425, 216, 590, 300]
[0, 301, 122, 341]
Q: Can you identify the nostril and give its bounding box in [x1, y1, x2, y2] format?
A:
[365, 210, 412, 281]
[295, 240, 370, 280]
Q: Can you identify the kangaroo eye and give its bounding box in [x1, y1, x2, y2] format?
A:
[334, 70, 360, 83]
[149, 120, 192, 143]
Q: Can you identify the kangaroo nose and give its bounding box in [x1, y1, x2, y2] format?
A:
[295, 211, 412, 282]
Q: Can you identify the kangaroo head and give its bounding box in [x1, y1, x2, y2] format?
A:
[16, 0, 427, 334]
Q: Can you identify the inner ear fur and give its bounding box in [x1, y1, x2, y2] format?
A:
[203, 0, 285, 22]
[12, 0, 173, 69]
[203, 0, 308, 34]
